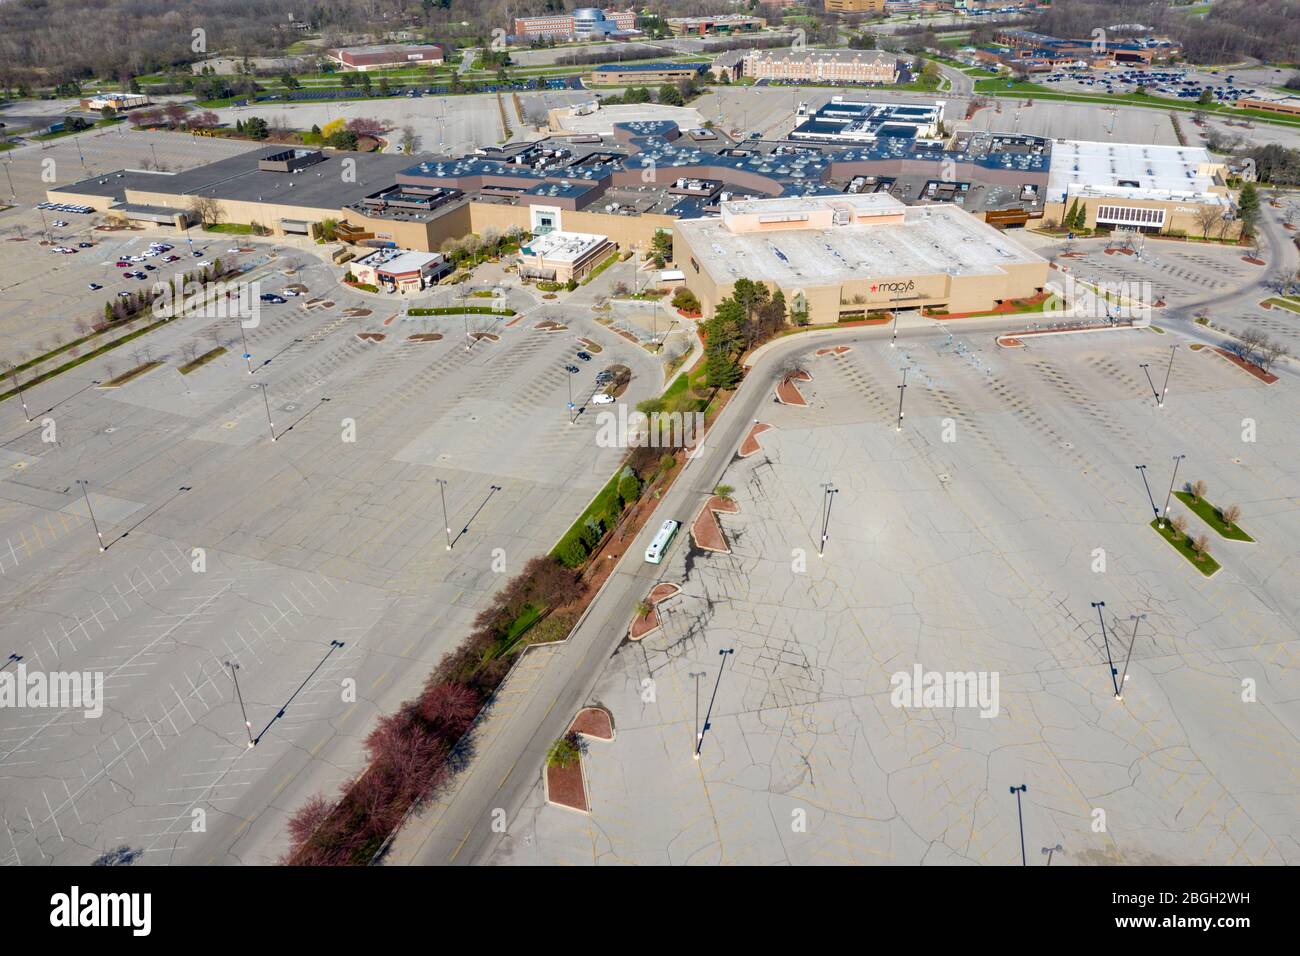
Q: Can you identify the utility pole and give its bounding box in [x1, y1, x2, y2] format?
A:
[1160, 453, 1185, 527]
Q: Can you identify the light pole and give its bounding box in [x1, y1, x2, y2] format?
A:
[1010, 784, 1028, 866]
[817, 483, 838, 557]
[1117, 613, 1146, 700]
[566, 365, 576, 424]
[896, 367, 908, 432]
[1138, 362, 1159, 404]
[6, 367, 31, 422]
[890, 292, 901, 347]
[1160, 453, 1185, 527]
[76, 479, 105, 552]
[238, 319, 253, 374]
[1135, 464, 1158, 520]
[1092, 600, 1121, 698]
[255, 382, 275, 442]
[1041, 844, 1063, 866]
[435, 478, 451, 550]
[695, 648, 734, 760]
[1158, 344, 1176, 408]
[226, 661, 254, 748]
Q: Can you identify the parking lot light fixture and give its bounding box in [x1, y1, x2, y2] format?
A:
[1158, 345, 1176, 408]
[1010, 785, 1029, 866]
[1160, 454, 1185, 527]
[76, 479, 105, 552]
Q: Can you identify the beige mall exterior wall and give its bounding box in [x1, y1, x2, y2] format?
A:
[1043, 197, 1242, 239]
[678, 242, 1048, 324]
[468, 202, 676, 254]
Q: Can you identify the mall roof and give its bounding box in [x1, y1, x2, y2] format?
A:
[520, 230, 609, 262]
[677, 197, 1045, 288]
[55, 147, 415, 210]
[1046, 139, 1218, 202]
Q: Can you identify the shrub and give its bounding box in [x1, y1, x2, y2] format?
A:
[547, 732, 583, 769]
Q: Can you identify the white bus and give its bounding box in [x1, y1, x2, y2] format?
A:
[644, 519, 681, 565]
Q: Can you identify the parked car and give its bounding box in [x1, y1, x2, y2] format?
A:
[576, 350, 592, 362]
[564, 364, 580, 374]
[87, 282, 102, 291]
[260, 293, 287, 304]
[591, 393, 614, 405]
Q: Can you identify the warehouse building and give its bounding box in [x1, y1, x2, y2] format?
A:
[674, 193, 1049, 323]
[330, 44, 445, 71]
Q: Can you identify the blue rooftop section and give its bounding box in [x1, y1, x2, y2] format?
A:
[395, 119, 1050, 212]
[524, 180, 600, 199]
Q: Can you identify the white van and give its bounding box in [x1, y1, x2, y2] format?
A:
[591, 393, 614, 405]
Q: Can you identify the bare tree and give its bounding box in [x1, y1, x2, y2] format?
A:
[1171, 514, 1188, 536]
[1194, 205, 1222, 240]
[1188, 479, 1207, 502]
[1220, 503, 1242, 526]
[1191, 534, 1211, 560]
[188, 195, 222, 228]
[1260, 337, 1290, 371]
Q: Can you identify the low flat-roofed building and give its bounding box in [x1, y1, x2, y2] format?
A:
[674, 193, 1049, 323]
[790, 98, 945, 143]
[588, 62, 710, 86]
[351, 248, 450, 290]
[330, 44, 444, 71]
[81, 93, 149, 112]
[666, 14, 765, 35]
[1235, 96, 1300, 118]
[517, 230, 615, 282]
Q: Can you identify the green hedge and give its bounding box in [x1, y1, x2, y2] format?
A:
[406, 305, 515, 316]
[552, 465, 641, 568]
